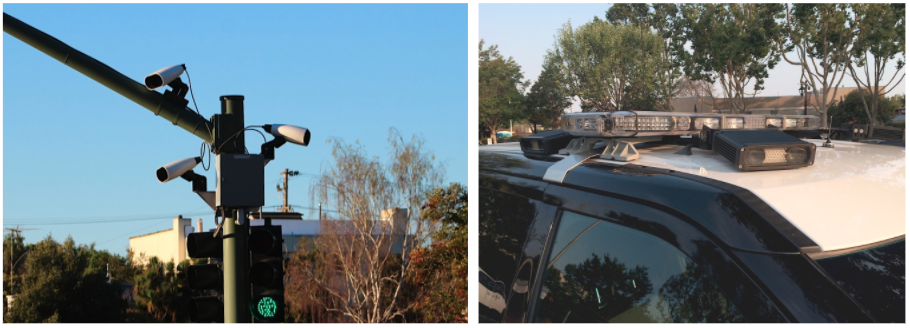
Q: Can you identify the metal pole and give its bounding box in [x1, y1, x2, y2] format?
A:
[218, 95, 250, 323]
[2, 13, 213, 143]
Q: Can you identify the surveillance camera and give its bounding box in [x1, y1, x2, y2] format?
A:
[145, 64, 186, 91]
[263, 124, 310, 146]
[157, 157, 202, 183]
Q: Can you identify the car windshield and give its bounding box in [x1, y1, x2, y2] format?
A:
[815, 240, 905, 323]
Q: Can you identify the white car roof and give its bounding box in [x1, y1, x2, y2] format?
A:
[482, 139, 905, 251]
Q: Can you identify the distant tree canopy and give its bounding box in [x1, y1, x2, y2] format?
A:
[525, 58, 572, 133]
[548, 19, 667, 112]
[406, 183, 468, 322]
[133, 257, 193, 323]
[828, 90, 902, 127]
[480, 40, 526, 142]
[682, 3, 784, 113]
[6, 236, 126, 323]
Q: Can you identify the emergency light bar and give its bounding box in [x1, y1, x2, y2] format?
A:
[560, 111, 822, 137]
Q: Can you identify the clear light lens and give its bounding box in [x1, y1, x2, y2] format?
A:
[694, 118, 720, 130]
[784, 118, 799, 129]
[637, 116, 672, 131]
[766, 118, 782, 128]
[724, 117, 744, 129]
[674, 116, 691, 130]
[787, 147, 808, 163]
[583, 118, 598, 131]
[745, 147, 810, 166]
[614, 116, 636, 131]
[744, 117, 765, 129]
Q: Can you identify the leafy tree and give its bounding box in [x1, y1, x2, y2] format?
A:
[525, 59, 571, 133]
[133, 257, 192, 323]
[828, 90, 900, 127]
[656, 261, 743, 323]
[285, 238, 346, 323]
[480, 40, 526, 143]
[307, 128, 444, 323]
[606, 3, 688, 111]
[536, 254, 653, 323]
[548, 19, 666, 112]
[847, 3, 905, 132]
[681, 4, 785, 113]
[6, 235, 125, 323]
[405, 183, 468, 322]
[776, 4, 856, 126]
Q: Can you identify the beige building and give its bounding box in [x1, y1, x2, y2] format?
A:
[129, 216, 196, 265]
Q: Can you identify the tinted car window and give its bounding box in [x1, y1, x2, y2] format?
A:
[479, 188, 540, 322]
[534, 211, 744, 323]
[815, 240, 905, 323]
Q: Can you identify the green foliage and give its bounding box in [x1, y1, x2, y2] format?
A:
[847, 3, 906, 126]
[5, 235, 126, 323]
[525, 59, 571, 132]
[606, 3, 688, 111]
[778, 4, 856, 125]
[548, 19, 667, 112]
[827, 90, 900, 126]
[3, 231, 30, 300]
[132, 257, 192, 323]
[406, 183, 467, 323]
[480, 40, 527, 142]
[682, 4, 784, 113]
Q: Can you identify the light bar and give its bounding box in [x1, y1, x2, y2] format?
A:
[560, 111, 822, 137]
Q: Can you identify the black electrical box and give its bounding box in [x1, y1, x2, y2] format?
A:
[216, 154, 264, 207]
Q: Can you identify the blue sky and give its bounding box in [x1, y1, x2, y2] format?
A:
[481, 3, 906, 113]
[3, 4, 467, 254]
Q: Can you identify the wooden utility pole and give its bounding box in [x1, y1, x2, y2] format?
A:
[278, 169, 299, 213]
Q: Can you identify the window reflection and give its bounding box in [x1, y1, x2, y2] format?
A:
[535, 211, 744, 323]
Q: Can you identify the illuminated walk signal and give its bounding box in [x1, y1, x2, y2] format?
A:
[248, 224, 284, 322]
[186, 231, 224, 323]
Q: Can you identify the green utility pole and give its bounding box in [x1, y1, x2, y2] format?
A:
[215, 96, 250, 323]
[4, 13, 252, 323]
[2, 13, 213, 143]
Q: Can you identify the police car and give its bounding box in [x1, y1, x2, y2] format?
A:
[479, 111, 905, 323]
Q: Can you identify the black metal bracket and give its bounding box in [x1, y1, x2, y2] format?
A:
[163, 77, 190, 109]
[180, 170, 208, 193]
[261, 137, 287, 161]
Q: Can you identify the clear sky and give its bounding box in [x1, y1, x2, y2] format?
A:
[481, 3, 906, 113]
[3, 4, 467, 255]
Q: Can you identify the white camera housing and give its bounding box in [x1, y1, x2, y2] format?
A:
[145, 64, 186, 91]
[157, 157, 202, 183]
[264, 124, 311, 146]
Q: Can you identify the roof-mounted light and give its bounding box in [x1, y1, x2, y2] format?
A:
[712, 129, 816, 171]
[560, 111, 821, 137]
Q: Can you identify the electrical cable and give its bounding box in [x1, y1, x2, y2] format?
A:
[216, 126, 268, 152]
[184, 67, 203, 117]
[5, 209, 213, 226]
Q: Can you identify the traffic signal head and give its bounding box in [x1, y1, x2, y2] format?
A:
[248, 224, 284, 322]
[250, 292, 285, 322]
[189, 296, 224, 323]
[186, 231, 224, 323]
[188, 264, 223, 291]
[249, 260, 283, 288]
[187, 231, 222, 258]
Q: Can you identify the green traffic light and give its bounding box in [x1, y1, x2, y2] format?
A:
[257, 296, 277, 318]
